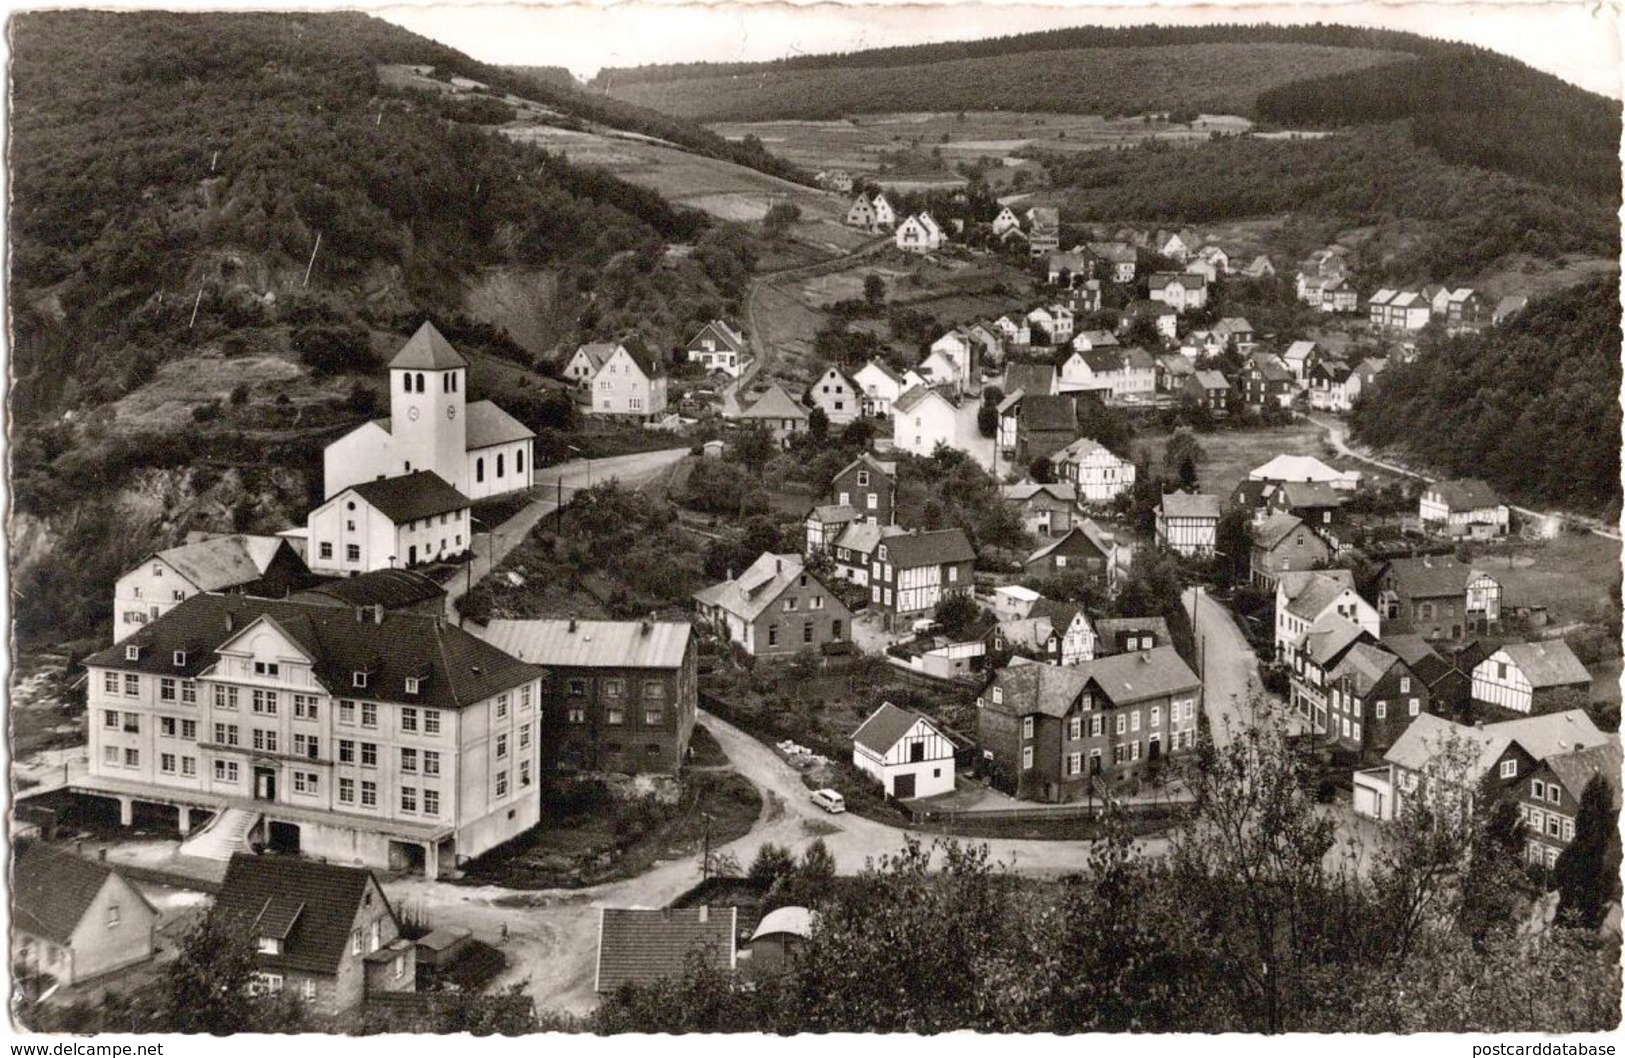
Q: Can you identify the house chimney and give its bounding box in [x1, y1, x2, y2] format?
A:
[568, 617, 578, 633]
[640, 619, 652, 636]
[224, 612, 235, 633]
[356, 606, 366, 623]
[373, 603, 385, 624]
[698, 906, 709, 923]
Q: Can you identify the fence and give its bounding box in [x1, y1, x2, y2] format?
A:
[902, 792, 1190, 828]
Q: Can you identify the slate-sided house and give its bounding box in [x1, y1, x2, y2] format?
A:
[1419, 479, 1510, 538]
[976, 648, 1201, 801]
[1289, 612, 1377, 734]
[685, 320, 749, 378]
[1002, 481, 1078, 537]
[1375, 554, 1504, 640]
[1022, 521, 1116, 590]
[831, 453, 898, 527]
[307, 470, 473, 576]
[478, 619, 698, 775]
[83, 594, 548, 878]
[869, 528, 976, 630]
[1326, 643, 1432, 757]
[214, 853, 414, 1015]
[694, 553, 851, 658]
[1014, 394, 1080, 464]
[1241, 354, 1295, 409]
[1516, 740, 1623, 869]
[114, 533, 314, 643]
[1183, 370, 1230, 412]
[596, 907, 737, 993]
[1249, 512, 1332, 590]
[1155, 491, 1221, 556]
[1381, 633, 1473, 721]
[12, 843, 159, 987]
[1471, 640, 1592, 719]
[851, 702, 956, 799]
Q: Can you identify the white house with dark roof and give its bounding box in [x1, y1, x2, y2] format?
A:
[1148, 273, 1208, 313]
[892, 386, 957, 456]
[114, 534, 312, 643]
[12, 843, 159, 987]
[79, 593, 547, 877]
[323, 322, 536, 502]
[1471, 641, 1593, 718]
[582, 336, 669, 420]
[1052, 437, 1135, 503]
[1419, 479, 1510, 537]
[693, 553, 851, 657]
[808, 366, 862, 425]
[854, 359, 906, 416]
[685, 320, 750, 378]
[1155, 491, 1221, 556]
[896, 213, 944, 254]
[307, 470, 472, 575]
[852, 702, 956, 799]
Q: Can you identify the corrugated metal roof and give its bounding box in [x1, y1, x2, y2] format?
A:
[479, 619, 692, 670]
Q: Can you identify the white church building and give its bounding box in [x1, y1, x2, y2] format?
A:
[322, 322, 536, 503]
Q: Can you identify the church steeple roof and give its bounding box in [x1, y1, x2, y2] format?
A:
[390, 321, 468, 371]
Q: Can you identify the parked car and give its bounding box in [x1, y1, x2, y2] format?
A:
[810, 788, 847, 814]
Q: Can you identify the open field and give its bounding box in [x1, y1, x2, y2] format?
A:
[1471, 533, 1622, 629]
[712, 110, 1255, 184]
[1137, 420, 1399, 502]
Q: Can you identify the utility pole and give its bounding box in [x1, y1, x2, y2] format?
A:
[302, 232, 322, 289]
[188, 284, 205, 329]
[700, 812, 713, 880]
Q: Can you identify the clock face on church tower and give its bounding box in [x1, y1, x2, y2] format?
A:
[406, 406, 420, 422]
[446, 405, 457, 420]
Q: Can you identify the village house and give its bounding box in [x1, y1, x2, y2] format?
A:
[853, 359, 906, 417]
[992, 205, 1022, 237]
[1444, 289, 1489, 334]
[807, 366, 862, 425]
[306, 471, 472, 575]
[1156, 353, 1196, 393]
[1326, 643, 1433, 757]
[845, 194, 877, 230]
[1470, 641, 1592, 719]
[1026, 206, 1061, 255]
[1212, 316, 1256, 350]
[1147, 272, 1209, 313]
[694, 552, 851, 658]
[1282, 340, 1320, 382]
[992, 314, 1033, 348]
[1087, 241, 1138, 282]
[478, 619, 698, 774]
[891, 386, 958, 457]
[737, 383, 810, 447]
[869, 528, 976, 631]
[922, 337, 971, 394]
[831, 453, 898, 526]
[1183, 369, 1231, 413]
[976, 648, 1201, 801]
[1375, 554, 1504, 640]
[1516, 741, 1623, 869]
[1306, 359, 1355, 412]
[1274, 569, 1380, 672]
[596, 907, 736, 994]
[1047, 250, 1095, 286]
[81, 593, 547, 878]
[1290, 613, 1377, 734]
[1369, 289, 1431, 332]
[1013, 394, 1080, 465]
[12, 843, 159, 988]
[1052, 437, 1136, 503]
[1250, 454, 1361, 491]
[1155, 230, 1192, 261]
[1121, 300, 1178, 341]
[1265, 480, 1349, 548]
[851, 702, 956, 800]
[1241, 254, 1276, 278]
[1359, 710, 1605, 824]
[685, 320, 750, 379]
[1382, 633, 1474, 720]
[1058, 347, 1122, 398]
[1021, 521, 1116, 590]
[1002, 481, 1078, 537]
[871, 193, 897, 230]
[1195, 244, 1230, 274]
[214, 853, 414, 1015]
[1240, 354, 1296, 409]
[1319, 277, 1359, 313]
[114, 534, 313, 643]
[1155, 491, 1221, 556]
[1093, 617, 1173, 657]
[325, 322, 536, 500]
[579, 336, 670, 421]
[831, 521, 906, 587]
[564, 342, 615, 388]
[896, 212, 944, 254]
[804, 504, 860, 556]
[1344, 357, 1387, 405]
[1249, 512, 1333, 590]
[995, 598, 1098, 667]
[1419, 479, 1510, 538]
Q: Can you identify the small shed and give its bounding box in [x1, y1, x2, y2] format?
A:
[747, 906, 815, 978]
[851, 702, 956, 800]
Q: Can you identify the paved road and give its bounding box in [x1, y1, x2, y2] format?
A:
[383, 709, 1161, 1016]
[444, 447, 690, 619]
[1183, 585, 1295, 747]
[1309, 414, 1621, 542]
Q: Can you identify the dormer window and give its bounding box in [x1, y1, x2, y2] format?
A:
[125, 644, 141, 661]
[405, 677, 422, 695]
[257, 937, 282, 955]
[173, 650, 187, 667]
[353, 672, 369, 689]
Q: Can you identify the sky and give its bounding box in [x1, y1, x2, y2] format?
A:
[365, 0, 1624, 99]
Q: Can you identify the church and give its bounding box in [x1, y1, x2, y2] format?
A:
[322, 322, 536, 503]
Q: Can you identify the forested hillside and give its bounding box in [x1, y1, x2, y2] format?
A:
[1037, 127, 1618, 281]
[1349, 276, 1622, 517]
[601, 41, 1407, 122]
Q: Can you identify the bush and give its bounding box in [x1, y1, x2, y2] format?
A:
[292, 323, 372, 377]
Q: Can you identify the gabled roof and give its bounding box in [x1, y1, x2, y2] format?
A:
[291, 568, 445, 611]
[1384, 713, 1508, 779]
[1087, 241, 1137, 263]
[1381, 555, 1492, 600]
[834, 452, 897, 482]
[1159, 491, 1221, 520]
[1020, 394, 1078, 432]
[1004, 363, 1056, 399]
[12, 844, 152, 946]
[86, 594, 543, 711]
[1249, 357, 1293, 383]
[688, 319, 747, 353]
[572, 342, 619, 370]
[479, 619, 693, 670]
[693, 552, 825, 623]
[1379, 633, 1446, 671]
[1027, 597, 1085, 632]
[894, 385, 953, 415]
[809, 503, 861, 524]
[1083, 645, 1201, 707]
[1216, 316, 1253, 334]
[1279, 570, 1357, 622]
[1329, 642, 1403, 696]
[216, 854, 387, 977]
[348, 471, 471, 523]
[879, 528, 976, 568]
[1148, 272, 1206, 291]
[1192, 369, 1230, 390]
[1284, 340, 1318, 362]
[1003, 482, 1078, 504]
[857, 359, 904, 387]
[739, 384, 808, 421]
[1542, 742, 1624, 805]
[833, 521, 907, 556]
[466, 400, 536, 448]
[1276, 480, 1344, 510]
[1157, 355, 1195, 377]
[1076, 348, 1124, 374]
[618, 335, 666, 379]
[1052, 437, 1119, 466]
[596, 907, 736, 993]
[985, 660, 1089, 718]
[1250, 454, 1351, 485]
[1254, 511, 1309, 550]
[853, 701, 938, 755]
[1486, 710, 1606, 761]
[1495, 641, 1591, 689]
[1303, 612, 1370, 666]
[1093, 616, 1172, 654]
[998, 616, 1059, 651]
[390, 321, 468, 370]
[152, 534, 298, 592]
[1427, 479, 1502, 511]
[1025, 521, 1114, 565]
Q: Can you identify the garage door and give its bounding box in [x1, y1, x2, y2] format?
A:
[1353, 785, 1378, 819]
[893, 773, 916, 799]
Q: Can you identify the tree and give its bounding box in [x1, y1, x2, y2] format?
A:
[748, 843, 797, 883]
[1458, 771, 1532, 945]
[1554, 773, 1623, 928]
[863, 272, 887, 308]
[730, 424, 778, 478]
[161, 910, 301, 1034]
[807, 405, 830, 443]
[1028, 456, 1056, 484]
[1213, 507, 1254, 591]
[1163, 428, 1205, 490]
[976, 401, 999, 438]
[933, 592, 980, 639]
[839, 417, 876, 449]
[763, 200, 802, 238]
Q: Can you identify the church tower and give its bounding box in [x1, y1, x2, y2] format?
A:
[389, 321, 468, 493]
